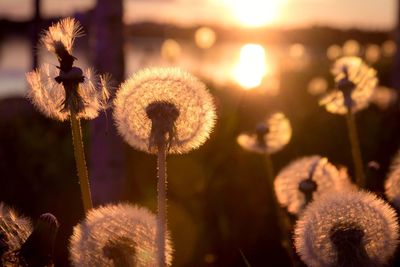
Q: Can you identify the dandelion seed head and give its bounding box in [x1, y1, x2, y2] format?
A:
[69, 203, 173, 267]
[114, 67, 216, 154]
[41, 17, 83, 55]
[320, 57, 378, 115]
[274, 156, 353, 215]
[385, 151, 400, 209]
[237, 113, 291, 154]
[294, 190, 399, 267]
[0, 203, 32, 260]
[26, 64, 110, 121]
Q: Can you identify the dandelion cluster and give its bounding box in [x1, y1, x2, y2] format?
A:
[237, 113, 291, 154]
[114, 67, 216, 154]
[320, 56, 378, 115]
[385, 151, 400, 209]
[69, 203, 173, 267]
[295, 190, 399, 267]
[26, 18, 110, 121]
[274, 156, 353, 214]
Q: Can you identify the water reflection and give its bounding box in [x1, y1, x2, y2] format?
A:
[232, 44, 268, 89]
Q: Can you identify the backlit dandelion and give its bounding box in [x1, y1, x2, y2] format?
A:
[114, 67, 215, 267]
[237, 112, 291, 155]
[320, 56, 377, 188]
[26, 17, 112, 212]
[238, 113, 294, 263]
[320, 57, 377, 115]
[274, 156, 353, 215]
[295, 190, 399, 267]
[114, 67, 216, 154]
[0, 203, 32, 262]
[26, 64, 110, 121]
[385, 151, 400, 209]
[69, 203, 173, 267]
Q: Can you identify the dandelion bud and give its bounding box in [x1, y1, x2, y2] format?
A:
[337, 66, 356, 109]
[55, 67, 86, 113]
[146, 101, 180, 151]
[237, 112, 291, 154]
[298, 179, 317, 204]
[114, 67, 216, 154]
[295, 191, 399, 267]
[329, 224, 371, 267]
[27, 65, 110, 121]
[69, 203, 173, 267]
[19, 213, 59, 267]
[320, 57, 378, 115]
[255, 123, 269, 147]
[274, 156, 353, 215]
[102, 237, 136, 267]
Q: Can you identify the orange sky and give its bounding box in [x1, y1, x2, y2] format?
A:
[0, 0, 397, 29]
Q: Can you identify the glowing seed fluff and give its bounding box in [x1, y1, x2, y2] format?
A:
[114, 67, 216, 154]
[294, 190, 399, 267]
[69, 203, 173, 267]
[385, 151, 400, 209]
[319, 56, 378, 115]
[237, 112, 291, 154]
[0, 203, 32, 261]
[274, 156, 353, 215]
[26, 18, 110, 121]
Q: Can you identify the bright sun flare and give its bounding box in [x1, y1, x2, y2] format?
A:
[228, 0, 286, 27]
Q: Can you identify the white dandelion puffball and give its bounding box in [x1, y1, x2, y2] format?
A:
[41, 17, 83, 54]
[385, 151, 400, 209]
[320, 57, 378, 115]
[237, 113, 291, 154]
[295, 190, 399, 267]
[114, 67, 216, 154]
[26, 64, 110, 121]
[69, 203, 173, 267]
[0, 203, 32, 255]
[274, 156, 353, 215]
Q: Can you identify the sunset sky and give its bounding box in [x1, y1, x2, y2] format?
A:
[0, 0, 397, 29]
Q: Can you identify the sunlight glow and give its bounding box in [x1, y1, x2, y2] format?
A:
[232, 44, 268, 89]
[227, 0, 286, 27]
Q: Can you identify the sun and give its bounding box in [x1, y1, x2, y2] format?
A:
[227, 0, 286, 27]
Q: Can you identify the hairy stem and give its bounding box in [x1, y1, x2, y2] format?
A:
[157, 142, 167, 267]
[70, 110, 93, 212]
[265, 153, 296, 267]
[345, 111, 365, 188]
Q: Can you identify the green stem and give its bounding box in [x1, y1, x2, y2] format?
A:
[156, 142, 167, 267]
[265, 153, 296, 267]
[70, 110, 93, 212]
[345, 111, 365, 188]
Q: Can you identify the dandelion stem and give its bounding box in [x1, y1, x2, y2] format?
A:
[265, 153, 296, 267]
[345, 111, 365, 188]
[70, 110, 93, 212]
[156, 142, 167, 267]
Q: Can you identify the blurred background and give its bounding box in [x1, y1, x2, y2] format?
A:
[1, 0, 400, 266]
